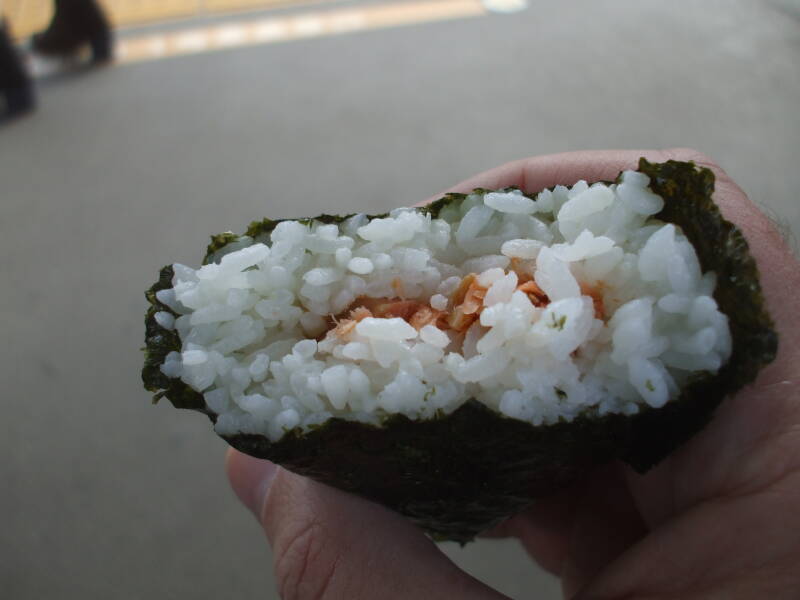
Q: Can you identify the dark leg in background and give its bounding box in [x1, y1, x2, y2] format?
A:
[32, 0, 113, 63]
[0, 20, 36, 119]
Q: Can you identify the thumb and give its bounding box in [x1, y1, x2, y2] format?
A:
[226, 449, 505, 600]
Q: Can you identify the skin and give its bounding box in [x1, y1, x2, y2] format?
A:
[226, 149, 800, 599]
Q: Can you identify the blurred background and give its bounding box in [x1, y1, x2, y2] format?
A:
[1, 0, 798, 598]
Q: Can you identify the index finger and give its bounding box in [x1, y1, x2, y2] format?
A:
[418, 149, 681, 204]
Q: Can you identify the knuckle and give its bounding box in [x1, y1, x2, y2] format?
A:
[273, 518, 340, 600]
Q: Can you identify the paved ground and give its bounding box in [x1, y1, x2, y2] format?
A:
[1, 1, 798, 598]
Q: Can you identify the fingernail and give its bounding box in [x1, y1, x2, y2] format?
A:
[227, 450, 279, 518]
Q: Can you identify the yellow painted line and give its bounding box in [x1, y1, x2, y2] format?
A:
[3, 0, 446, 39]
[3, 0, 339, 39]
[116, 0, 487, 64]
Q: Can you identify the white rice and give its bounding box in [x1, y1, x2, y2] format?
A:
[156, 171, 732, 441]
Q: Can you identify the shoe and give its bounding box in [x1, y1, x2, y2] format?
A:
[4, 86, 36, 117]
[32, 0, 113, 63]
[0, 21, 36, 118]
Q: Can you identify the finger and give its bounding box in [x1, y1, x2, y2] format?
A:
[481, 487, 577, 576]
[226, 449, 506, 600]
[482, 463, 647, 594]
[573, 468, 800, 599]
[417, 148, 684, 204]
[560, 463, 648, 598]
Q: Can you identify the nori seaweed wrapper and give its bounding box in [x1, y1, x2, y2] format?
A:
[142, 159, 777, 543]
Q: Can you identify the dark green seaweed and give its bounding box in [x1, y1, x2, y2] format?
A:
[142, 160, 776, 542]
[621, 159, 777, 470]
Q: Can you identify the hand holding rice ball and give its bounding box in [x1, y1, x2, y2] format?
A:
[144, 149, 800, 598]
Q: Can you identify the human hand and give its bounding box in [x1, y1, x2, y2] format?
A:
[226, 149, 800, 599]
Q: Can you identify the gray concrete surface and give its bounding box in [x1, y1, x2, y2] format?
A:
[1, 0, 798, 598]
